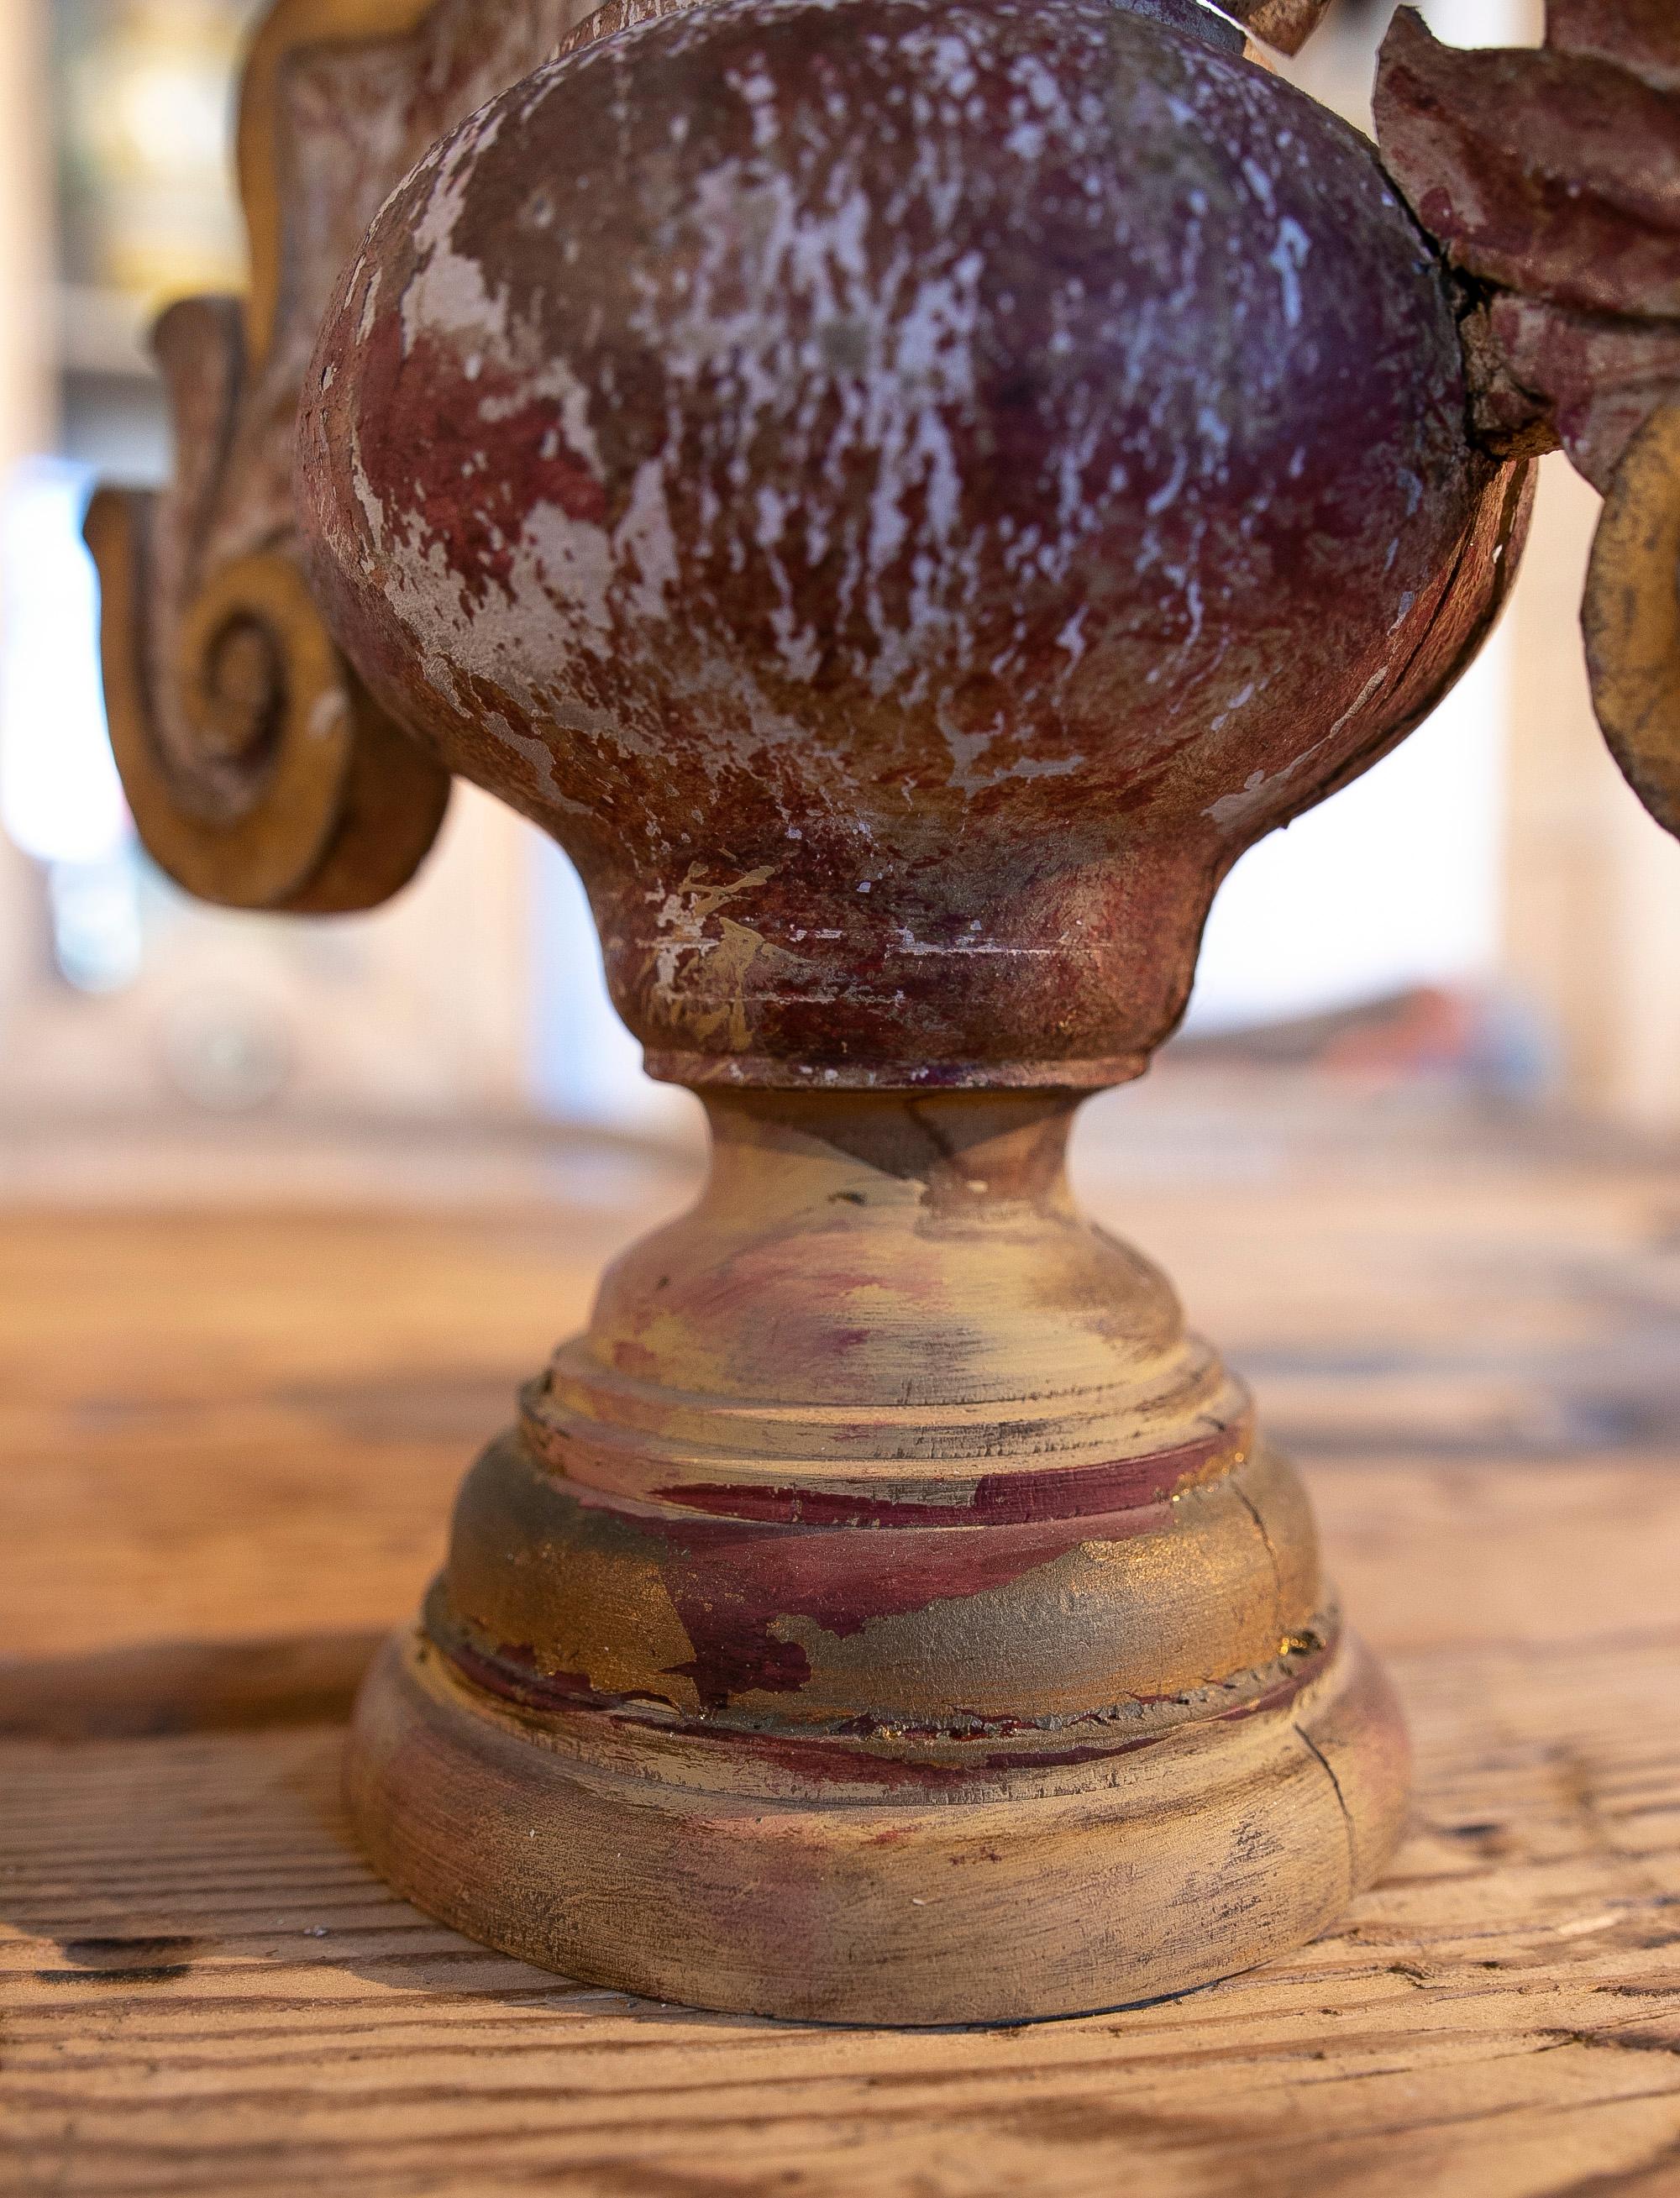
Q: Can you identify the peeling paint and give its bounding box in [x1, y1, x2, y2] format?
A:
[299, 0, 1527, 1090]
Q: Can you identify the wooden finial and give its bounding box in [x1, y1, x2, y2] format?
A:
[98, 0, 1555, 2022]
[293, 0, 1538, 2021]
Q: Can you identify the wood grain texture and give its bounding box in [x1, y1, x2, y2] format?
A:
[3, 1634, 1677, 2195]
[2, 1118, 1679, 2185]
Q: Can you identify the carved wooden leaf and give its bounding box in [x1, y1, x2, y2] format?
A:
[1375, 8, 1680, 324]
[1375, 2, 1680, 844]
[1547, 0, 1680, 93]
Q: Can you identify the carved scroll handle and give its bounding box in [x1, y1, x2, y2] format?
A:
[87, 491, 452, 913]
[1375, 1, 1680, 842]
[87, 0, 453, 912]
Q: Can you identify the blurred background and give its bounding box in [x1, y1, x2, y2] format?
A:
[0, 0, 1673, 1202]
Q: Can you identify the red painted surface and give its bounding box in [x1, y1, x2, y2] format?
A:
[301, 0, 1527, 1091]
[1376, 5, 1680, 490]
[650, 1428, 1242, 1528]
[431, 1577, 1337, 1776]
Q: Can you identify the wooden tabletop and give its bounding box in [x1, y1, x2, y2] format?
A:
[4, 1104, 1679, 2195]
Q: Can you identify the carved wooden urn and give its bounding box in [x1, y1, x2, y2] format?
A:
[90, 0, 1680, 2022]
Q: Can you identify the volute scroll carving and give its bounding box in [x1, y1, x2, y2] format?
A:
[85, 0, 622, 910]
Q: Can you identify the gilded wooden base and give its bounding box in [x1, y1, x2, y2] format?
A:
[346, 1091, 1409, 2023]
[346, 1620, 1407, 2026]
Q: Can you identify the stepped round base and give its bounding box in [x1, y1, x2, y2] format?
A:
[345, 1627, 1409, 2027]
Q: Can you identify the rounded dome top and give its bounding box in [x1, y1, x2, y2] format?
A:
[300, 0, 1527, 1088]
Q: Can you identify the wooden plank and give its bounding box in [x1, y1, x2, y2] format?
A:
[3, 1631, 1678, 2196]
[0, 1204, 633, 1658]
[3, 1155, 1677, 1662]
[1, 1130, 1678, 2188]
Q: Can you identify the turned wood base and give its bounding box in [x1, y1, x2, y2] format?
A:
[344, 1091, 1409, 2023]
[347, 1622, 1407, 2025]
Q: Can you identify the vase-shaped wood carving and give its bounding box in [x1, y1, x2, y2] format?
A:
[89, 0, 1680, 2022]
